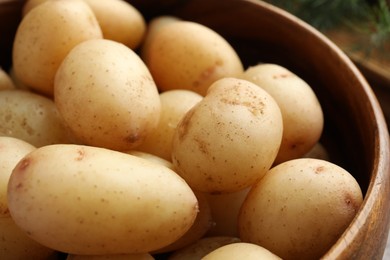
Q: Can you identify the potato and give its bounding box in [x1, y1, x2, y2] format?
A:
[137, 90, 203, 161]
[153, 191, 213, 253]
[54, 39, 161, 151]
[141, 15, 181, 64]
[172, 78, 283, 193]
[147, 21, 244, 95]
[168, 236, 241, 260]
[0, 68, 15, 90]
[205, 187, 251, 237]
[7, 144, 198, 255]
[13, 0, 102, 96]
[240, 63, 324, 164]
[238, 158, 363, 260]
[83, 0, 146, 50]
[0, 137, 56, 259]
[22, 0, 47, 16]
[202, 242, 281, 260]
[66, 253, 154, 260]
[127, 151, 175, 171]
[0, 90, 73, 147]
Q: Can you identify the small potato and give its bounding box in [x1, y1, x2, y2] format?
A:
[172, 78, 283, 193]
[66, 253, 154, 260]
[240, 63, 324, 164]
[0, 68, 15, 90]
[141, 15, 181, 64]
[13, 0, 102, 96]
[0, 90, 73, 147]
[147, 21, 244, 95]
[0, 137, 56, 259]
[238, 158, 363, 260]
[202, 242, 281, 260]
[137, 89, 203, 161]
[205, 187, 251, 237]
[83, 0, 146, 50]
[8, 144, 198, 255]
[168, 236, 241, 260]
[54, 39, 161, 151]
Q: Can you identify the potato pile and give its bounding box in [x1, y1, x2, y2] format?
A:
[0, 0, 363, 259]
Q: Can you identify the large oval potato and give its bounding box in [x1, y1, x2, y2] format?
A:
[172, 78, 283, 193]
[7, 144, 198, 255]
[13, 0, 102, 96]
[0, 90, 74, 147]
[238, 158, 363, 260]
[240, 63, 324, 164]
[147, 21, 244, 95]
[54, 39, 161, 151]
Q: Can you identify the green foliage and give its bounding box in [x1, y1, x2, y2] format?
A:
[267, 0, 390, 50]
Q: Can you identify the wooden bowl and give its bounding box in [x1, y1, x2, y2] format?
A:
[1, 0, 390, 259]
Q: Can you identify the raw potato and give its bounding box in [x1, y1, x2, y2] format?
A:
[240, 63, 324, 164]
[22, 0, 48, 16]
[205, 187, 251, 237]
[137, 89, 203, 161]
[153, 191, 212, 253]
[127, 151, 175, 171]
[66, 253, 154, 260]
[147, 21, 244, 95]
[172, 78, 283, 193]
[0, 90, 73, 147]
[0, 68, 15, 90]
[141, 15, 181, 64]
[13, 0, 102, 96]
[0, 137, 56, 259]
[54, 39, 161, 151]
[83, 0, 146, 49]
[202, 242, 282, 260]
[168, 236, 241, 260]
[7, 144, 198, 255]
[238, 158, 363, 260]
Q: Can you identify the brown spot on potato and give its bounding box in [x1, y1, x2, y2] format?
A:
[16, 157, 31, 171]
[194, 136, 208, 155]
[272, 73, 293, 79]
[315, 166, 325, 174]
[124, 133, 141, 144]
[75, 148, 85, 161]
[220, 97, 265, 116]
[177, 107, 195, 142]
[344, 192, 360, 213]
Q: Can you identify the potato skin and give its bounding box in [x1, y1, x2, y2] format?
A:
[7, 144, 198, 255]
[13, 0, 102, 96]
[147, 21, 244, 96]
[54, 39, 161, 151]
[238, 158, 363, 260]
[202, 242, 282, 260]
[240, 64, 324, 164]
[172, 78, 283, 193]
[0, 90, 73, 147]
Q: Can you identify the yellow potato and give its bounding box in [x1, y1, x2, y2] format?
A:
[202, 242, 282, 260]
[147, 21, 244, 95]
[126, 150, 175, 171]
[240, 63, 324, 164]
[168, 236, 241, 260]
[141, 15, 181, 64]
[0, 90, 73, 147]
[83, 0, 146, 50]
[0, 137, 56, 259]
[238, 158, 363, 260]
[13, 0, 102, 96]
[137, 89, 203, 161]
[54, 39, 161, 151]
[7, 144, 198, 255]
[22, 0, 47, 16]
[0, 68, 15, 90]
[66, 253, 154, 260]
[172, 78, 283, 193]
[205, 187, 251, 237]
[153, 191, 212, 253]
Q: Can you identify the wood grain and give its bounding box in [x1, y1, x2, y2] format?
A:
[0, 0, 389, 259]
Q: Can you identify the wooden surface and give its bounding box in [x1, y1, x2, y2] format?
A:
[1, 0, 390, 259]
